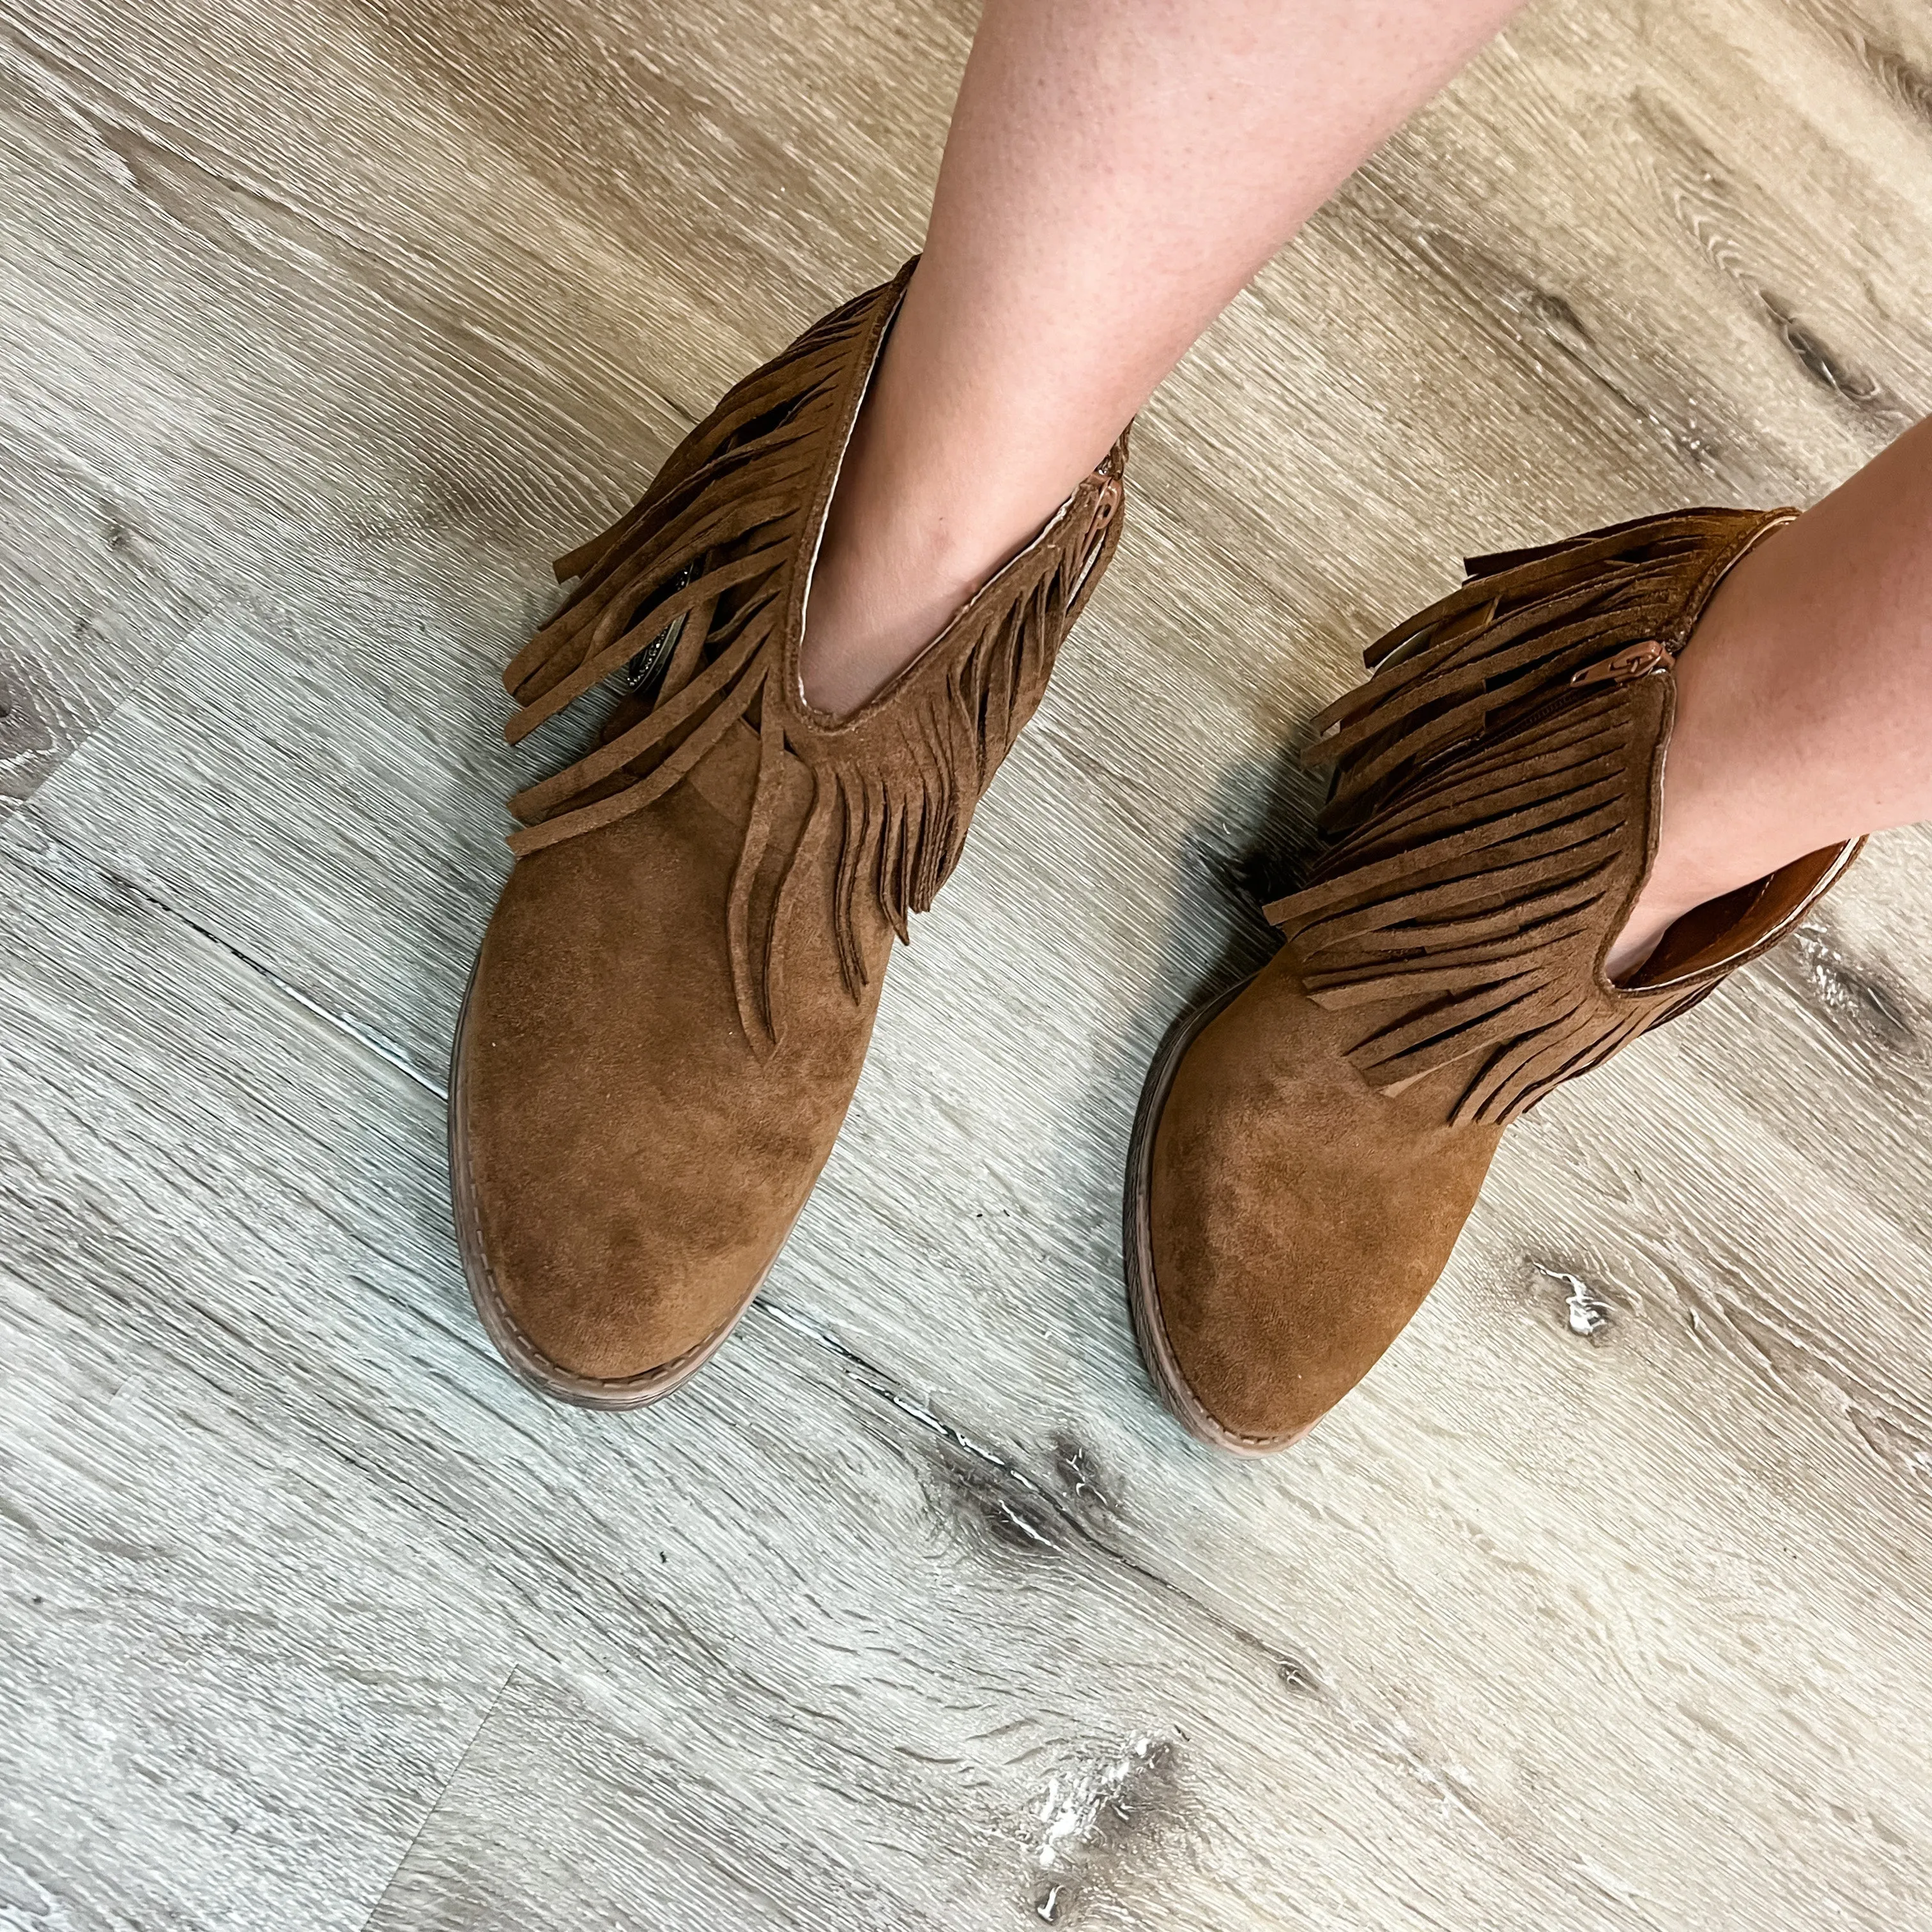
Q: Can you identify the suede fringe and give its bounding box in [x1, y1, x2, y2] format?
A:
[493, 270, 1122, 1053]
[1268, 509, 1785, 1125]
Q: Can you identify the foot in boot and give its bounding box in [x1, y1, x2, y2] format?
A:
[452, 263, 1127, 1406]
[1126, 509, 1859, 1452]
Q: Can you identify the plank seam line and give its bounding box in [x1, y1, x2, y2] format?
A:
[0, 813, 447, 1098]
[353, 1662, 520, 1931]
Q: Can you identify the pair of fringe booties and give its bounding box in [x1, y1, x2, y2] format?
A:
[448, 263, 1857, 1451]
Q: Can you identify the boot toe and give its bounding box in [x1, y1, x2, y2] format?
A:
[1135, 962, 1502, 1450]
[451, 1028, 779, 1399]
[447, 796, 864, 1404]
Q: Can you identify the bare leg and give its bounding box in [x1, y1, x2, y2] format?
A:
[802, 0, 1525, 715]
[1607, 418, 1932, 977]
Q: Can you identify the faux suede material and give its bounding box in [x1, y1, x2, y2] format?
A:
[1140, 677, 1669, 1448]
[461, 719, 887, 1379]
[454, 268, 1128, 1390]
[1141, 507, 1860, 1449]
[1148, 954, 1503, 1446]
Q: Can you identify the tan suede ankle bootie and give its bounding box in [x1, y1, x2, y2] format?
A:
[1125, 508, 1859, 1453]
[452, 262, 1127, 1405]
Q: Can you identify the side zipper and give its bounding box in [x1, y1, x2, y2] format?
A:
[1568, 638, 1675, 687]
[1330, 629, 1682, 844]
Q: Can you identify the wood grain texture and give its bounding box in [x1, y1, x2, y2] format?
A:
[5, 0, 1932, 1925]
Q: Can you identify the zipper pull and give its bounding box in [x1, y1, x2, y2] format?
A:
[1570, 638, 1675, 687]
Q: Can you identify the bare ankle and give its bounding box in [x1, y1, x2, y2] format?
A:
[801, 505, 986, 716]
[798, 284, 1103, 715]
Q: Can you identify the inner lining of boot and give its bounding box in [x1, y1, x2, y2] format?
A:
[1625, 843, 1847, 988]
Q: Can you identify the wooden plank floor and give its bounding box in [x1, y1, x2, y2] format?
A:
[6, 0, 1932, 1924]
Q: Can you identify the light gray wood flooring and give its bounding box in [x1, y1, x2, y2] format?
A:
[6, 0, 1932, 1925]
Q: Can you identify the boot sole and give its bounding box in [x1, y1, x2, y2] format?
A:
[1123, 975, 1305, 1457]
[447, 958, 760, 1410]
